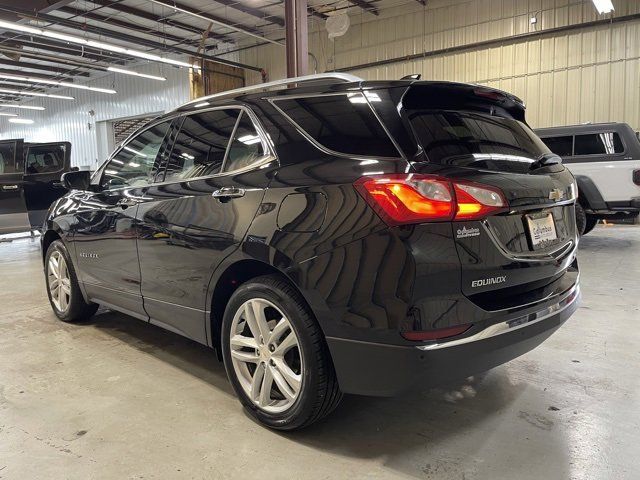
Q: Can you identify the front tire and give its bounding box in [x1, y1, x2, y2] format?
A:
[45, 240, 98, 322]
[221, 274, 342, 430]
[583, 215, 598, 235]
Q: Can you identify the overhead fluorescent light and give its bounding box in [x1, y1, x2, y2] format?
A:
[107, 67, 166, 82]
[0, 104, 45, 110]
[0, 19, 201, 70]
[0, 73, 116, 94]
[237, 134, 262, 145]
[592, 0, 614, 13]
[0, 88, 74, 100]
[0, 112, 18, 117]
[9, 118, 34, 124]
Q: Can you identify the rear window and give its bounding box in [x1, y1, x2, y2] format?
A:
[541, 136, 573, 157]
[574, 132, 623, 155]
[407, 111, 550, 173]
[272, 94, 400, 158]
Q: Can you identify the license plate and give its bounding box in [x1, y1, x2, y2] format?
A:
[526, 212, 557, 248]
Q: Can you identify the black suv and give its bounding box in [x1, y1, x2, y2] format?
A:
[1, 139, 72, 234]
[42, 74, 581, 430]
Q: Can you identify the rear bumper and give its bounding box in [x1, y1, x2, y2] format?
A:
[327, 283, 580, 396]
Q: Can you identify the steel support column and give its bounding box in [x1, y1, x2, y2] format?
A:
[285, 0, 308, 78]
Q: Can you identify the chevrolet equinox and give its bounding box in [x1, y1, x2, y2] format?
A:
[42, 73, 581, 430]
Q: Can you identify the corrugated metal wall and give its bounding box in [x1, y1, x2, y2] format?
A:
[0, 64, 190, 169]
[240, 0, 640, 130]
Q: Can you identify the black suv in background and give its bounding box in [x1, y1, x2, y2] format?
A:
[42, 74, 580, 430]
[0, 139, 72, 235]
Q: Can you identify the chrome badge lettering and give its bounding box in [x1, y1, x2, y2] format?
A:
[456, 226, 480, 238]
[471, 276, 507, 288]
[79, 252, 99, 259]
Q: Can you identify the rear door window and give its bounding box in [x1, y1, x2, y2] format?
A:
[407, 110, 550, 173]
[574, 132, 624, 156]
[272, 94, 400, 158]
[164, 109, 239, 181]
[541, 136, 573, 157]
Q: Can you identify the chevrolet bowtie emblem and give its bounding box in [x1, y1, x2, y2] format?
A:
[549, 188, 565, 201]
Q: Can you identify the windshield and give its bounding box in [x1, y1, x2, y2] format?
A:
[407, 110, 553, 173]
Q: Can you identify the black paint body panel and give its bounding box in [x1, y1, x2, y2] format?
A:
[42, 79, 581, 396]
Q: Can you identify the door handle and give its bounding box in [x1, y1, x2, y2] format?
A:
[212, 187, 245, 202]
[1, 184, 19, 190]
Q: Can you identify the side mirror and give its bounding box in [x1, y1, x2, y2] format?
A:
[61, 170, 91, 191]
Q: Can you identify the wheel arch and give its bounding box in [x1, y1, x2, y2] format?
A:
[207, 257, 321, 358]
[574, 175, 607, 211]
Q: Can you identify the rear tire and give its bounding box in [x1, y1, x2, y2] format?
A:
[45, 240, 98, 322]
[221, 274, 342, 430]
[583, 215, 598, 235]
[575, 203, 587, 236]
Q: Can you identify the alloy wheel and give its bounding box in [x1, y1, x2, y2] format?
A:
[229, 298, 303, 413]
[48, 250, 71, 313]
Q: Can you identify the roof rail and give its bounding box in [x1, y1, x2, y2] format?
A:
[183, 73, 363, 106]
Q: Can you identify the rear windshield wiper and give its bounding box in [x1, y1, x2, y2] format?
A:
[530, 152, 562, 170]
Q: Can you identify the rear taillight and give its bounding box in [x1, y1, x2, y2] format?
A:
[633, 169, 640, 186]
[354, 174, 507, 225]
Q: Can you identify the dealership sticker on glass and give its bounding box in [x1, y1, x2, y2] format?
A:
[525, 212, 557, 248]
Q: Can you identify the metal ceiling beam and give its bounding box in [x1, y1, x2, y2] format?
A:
[0, 58, 90, 76]
[147, 0, 282, 45]
[0, 67, 75, 82]
[2, 7, 263, 72]
[57, 6, 202, 48]
[347, 0, 379, 15]
[209, 0, 285, 27]
[88, 0, 233, 43]
[0, 44, 110, 71]
[0, 35, 134, 63]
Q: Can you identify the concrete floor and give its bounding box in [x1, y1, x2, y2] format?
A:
[0, 225, 639, 480]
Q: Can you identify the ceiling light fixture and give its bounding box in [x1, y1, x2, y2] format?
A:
[591, 0, 614, 14]
[107, 67, 166, 81]
[9, 118, 34, 124]
[0, 112, 18, 117]
[0, 104, 45, 110]
[0, 88, 74, 100]
[0, 73, 116, 94]
[0, 19, 201, 70]
[147, 0, 283, 46]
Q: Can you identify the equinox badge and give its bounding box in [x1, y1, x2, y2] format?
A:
[472, 276, 507, 288]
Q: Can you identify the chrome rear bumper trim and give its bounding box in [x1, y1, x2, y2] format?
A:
[417, 284, 580, 351]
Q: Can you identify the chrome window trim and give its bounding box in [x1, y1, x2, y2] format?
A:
[267, 91, 404, 161]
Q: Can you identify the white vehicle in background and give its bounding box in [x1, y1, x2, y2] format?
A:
[536, 123, 640, 235]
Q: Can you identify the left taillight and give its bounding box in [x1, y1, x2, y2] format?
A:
[354, 174, 507, 225]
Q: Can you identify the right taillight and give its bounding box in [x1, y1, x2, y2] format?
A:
[354, 174, 507, 225]
[633, 169, 640, 186]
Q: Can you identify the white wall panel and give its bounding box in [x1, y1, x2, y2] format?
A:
[0, 64, 190, 169]
[237, 0, 640, 130]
